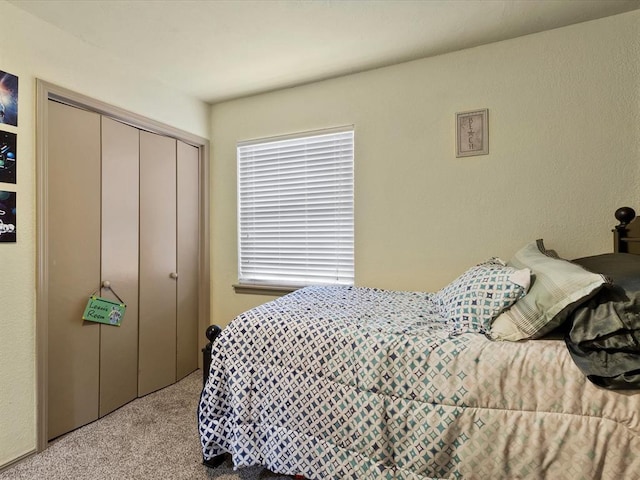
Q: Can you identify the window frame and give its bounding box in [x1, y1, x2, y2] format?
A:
[234, 126, 355, 294]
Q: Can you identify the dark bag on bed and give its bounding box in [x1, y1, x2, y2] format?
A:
[565, 253, 640, 389]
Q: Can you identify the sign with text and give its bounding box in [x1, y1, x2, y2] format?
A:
[82, 295, 126, 326]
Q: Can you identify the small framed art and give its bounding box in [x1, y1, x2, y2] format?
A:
[456, 109, 488, 157]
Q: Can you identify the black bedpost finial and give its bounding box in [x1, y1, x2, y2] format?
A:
[202, 325, 222, 386]
[205, 324, 222, 343]
[615, 206, 636, 229]
[614, 206, 636, 253]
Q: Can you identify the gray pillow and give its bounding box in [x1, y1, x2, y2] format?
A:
[566, 253, 640, 389]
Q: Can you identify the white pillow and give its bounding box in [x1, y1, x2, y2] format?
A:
[491, 240, 608, 341]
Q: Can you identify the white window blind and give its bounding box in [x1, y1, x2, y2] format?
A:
[238, 127, 354, 287]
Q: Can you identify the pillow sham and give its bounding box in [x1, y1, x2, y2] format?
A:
[491, 240, 608, 341]
[438, 258, 531, 335]
[565, 253, 640, 389]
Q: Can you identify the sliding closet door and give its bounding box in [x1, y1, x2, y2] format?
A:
[99, 117, 139, 416]
[139, 131, 177, 396]
[176, 141, 199, 380]
[47, 101, 101, 440]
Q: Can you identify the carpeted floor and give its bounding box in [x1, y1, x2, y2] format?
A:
[0, 371, 293, 480]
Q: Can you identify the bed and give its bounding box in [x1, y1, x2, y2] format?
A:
[198, 207, 640, 480]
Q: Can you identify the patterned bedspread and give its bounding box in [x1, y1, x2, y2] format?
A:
[198, 286, 640, 479]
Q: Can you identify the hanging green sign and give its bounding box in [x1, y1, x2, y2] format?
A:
[82, 295, 126, 326]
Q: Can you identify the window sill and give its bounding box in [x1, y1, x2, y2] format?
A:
[232, 283, 302, 296]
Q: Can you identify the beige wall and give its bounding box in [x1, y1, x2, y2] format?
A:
[2, 1, 639, 471]
[210, 10, 640, 328]
[0, 1, 209, 468]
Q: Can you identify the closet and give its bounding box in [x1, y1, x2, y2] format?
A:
[47, 100, 200, 440]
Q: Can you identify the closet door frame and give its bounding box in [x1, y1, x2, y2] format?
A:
[35, 80, 211, 451]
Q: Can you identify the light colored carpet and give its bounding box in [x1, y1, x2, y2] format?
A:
[0, 371, 293, 480]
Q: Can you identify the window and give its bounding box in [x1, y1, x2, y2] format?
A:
[237, 127, 354, 290]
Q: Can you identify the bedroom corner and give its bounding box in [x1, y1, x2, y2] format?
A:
[0, 0, 209, 469]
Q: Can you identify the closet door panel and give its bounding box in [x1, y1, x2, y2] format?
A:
[139, 131, 177, 396]
[47, 101, 101, 439]
[176, 141, 199, 380]
[100, 117, 140, 416]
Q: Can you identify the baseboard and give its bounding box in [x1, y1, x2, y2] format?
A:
[0, 449, 36, 474]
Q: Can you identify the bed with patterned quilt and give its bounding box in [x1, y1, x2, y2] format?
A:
[198, 208, 640, 480]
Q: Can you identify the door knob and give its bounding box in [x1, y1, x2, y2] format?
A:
[169, 272, 178, 279]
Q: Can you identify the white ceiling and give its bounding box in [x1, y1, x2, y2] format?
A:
[9, 0, 640, 104]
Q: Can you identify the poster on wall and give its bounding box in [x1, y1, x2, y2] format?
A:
[0, 131, 16, 184]
[0, 70, 18, 127]
[0, 190, 16, 242]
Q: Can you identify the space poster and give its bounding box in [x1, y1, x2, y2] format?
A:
[0, 130, 16, 184]
[0, 70, 18, 127]
[0, 190, 16, 242]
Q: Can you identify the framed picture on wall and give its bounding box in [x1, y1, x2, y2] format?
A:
[456, 109, 488, 157]
[0, 130, 16, 184]
[0, 70, 18, 127]
[0, 190, 16, 242]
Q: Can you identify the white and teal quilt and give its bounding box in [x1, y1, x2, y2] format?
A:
[198, 286, 640, 479]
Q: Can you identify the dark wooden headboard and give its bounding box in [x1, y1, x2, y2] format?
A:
[613, 206, 640, 254]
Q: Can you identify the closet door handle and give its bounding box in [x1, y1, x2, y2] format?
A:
[169, 272, 178, 279]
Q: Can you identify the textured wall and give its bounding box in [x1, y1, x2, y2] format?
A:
[209, 10, 640, 328]
[0, 0, 209, 468]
